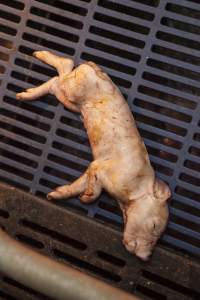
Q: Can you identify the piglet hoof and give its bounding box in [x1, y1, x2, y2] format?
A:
[47, 190, 62, 200]
[47, 193, 54, 201]
[33, 50, 46, 59]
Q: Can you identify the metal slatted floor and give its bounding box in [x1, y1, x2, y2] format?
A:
[0, 0, 199, 299]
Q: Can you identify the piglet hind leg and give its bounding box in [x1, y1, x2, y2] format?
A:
[16, 76, 58, 100]
[33, 51, 74, 76]
[16, 51, 74, 101]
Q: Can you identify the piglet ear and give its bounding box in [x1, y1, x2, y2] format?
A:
[154, 178, 171, 203]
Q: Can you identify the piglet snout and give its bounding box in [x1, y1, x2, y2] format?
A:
[123, 238, 136, 253]
[123, 238, 151, 261]
[135, 249, 151, 261]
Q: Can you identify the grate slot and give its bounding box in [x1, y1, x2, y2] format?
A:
[130, 0, 159, 7]
[43, 165, 78, 182]
[43, 168, 80, 187]
[11, 70, 44, 86]
[15, 233, 44, 250]
[53, 248, 122, 283]
[147, 145, 177, 163]
[152, 44, 200, 67]
[3, 95, 55, 120]
[0, 160, 33, 181]
[2, 276, 53, 300]
[98, 0, 155, 21]
[0, 37, 13, 50]
[30, 6, 83, 30]
[0, 9, 20, 23]
[179, 172, 200, 187]
[0, 23, 17, 36]
[48, 152, 86, 173]
[89, 26, 145, 49]
[98, 198, 122, 217]
[167, 222, 200, 247]
[0, 52, 9, 62]
[22, 32, 75, 56]
[0, 0, 24, 10]
[147, 58, 200, 83]
[97, 250, 125, 268]
[170, 209, 199, 233]
[0, 144, 38, 171]
[0, 176, 29, 191]
[19, 218, 87, 251]
[189, 146, 200, 157]
[52, 141, 92, 162]
[0, 108, 50, 132]
[134, 98, 192, 123]
[166, 2, 200, 20]
[138, 79, 198, 107]
[156, 30, 200, 51]
[136, 284, 167, 300]
[0, 209, 9, 219]
[0, 147, 38, 169]
[142, 71, 200, 96]
[161, 16, 200, 35]
[135, 112, 187, 137]
[34, 0, 89, 16]
[140, 128, 182, 150]
[85, 39, 141, 63]
[174, 192, 200, 211]
[15, 57, 57, 78]
[94, 12, 149, 35]
[94, 213, 122, 230]
[53, 134, 90, 156]
[60, 115, 85, 131]
[177, 183, 199, 198]
[0, 119, 46, 144]
[0, 130, 42, 156]
[184, 159, 200, 172]
[142, 270, 200, 299]
[27, 19, 79, 43]
[50, 143, 89, 163]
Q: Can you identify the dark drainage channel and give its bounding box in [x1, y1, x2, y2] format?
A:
[0, 0, 199, 299]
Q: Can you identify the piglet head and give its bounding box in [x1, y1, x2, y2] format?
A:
[123, 178, 171, 261]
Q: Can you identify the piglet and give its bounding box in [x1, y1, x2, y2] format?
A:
[17, 51, 171, 260]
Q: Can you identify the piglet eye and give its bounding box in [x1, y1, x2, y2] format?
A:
[152, 222, 161, 237]
[152, 222, 159, 234]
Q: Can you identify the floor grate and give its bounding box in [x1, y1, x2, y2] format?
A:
[0, 0, 200, 298]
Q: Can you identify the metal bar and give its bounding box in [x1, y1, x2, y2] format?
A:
[0, 229, 139, 300]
